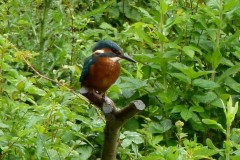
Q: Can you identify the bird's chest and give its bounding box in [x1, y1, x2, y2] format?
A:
[88, 57, 120, 91]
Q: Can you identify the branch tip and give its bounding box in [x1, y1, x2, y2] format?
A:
[132, 100, 146, 110]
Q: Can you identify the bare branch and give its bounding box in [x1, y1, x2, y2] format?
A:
[81, 90, 145, 160]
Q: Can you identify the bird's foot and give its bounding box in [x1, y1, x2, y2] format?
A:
[101, 94, 113, 113]
[102, 94, 111, 105]
[79, 86, 90, 94]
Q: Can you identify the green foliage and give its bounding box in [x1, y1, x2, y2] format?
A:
[1, 0, 240, 159]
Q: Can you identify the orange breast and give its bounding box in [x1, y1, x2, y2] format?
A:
[85, 57, 120, 92]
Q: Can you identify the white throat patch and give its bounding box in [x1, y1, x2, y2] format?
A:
[110, 57, 121, 62]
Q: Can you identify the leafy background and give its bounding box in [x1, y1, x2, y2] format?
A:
[1, 0, 240, 159]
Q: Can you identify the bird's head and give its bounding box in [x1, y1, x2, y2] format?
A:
[92, 40, 136, 63]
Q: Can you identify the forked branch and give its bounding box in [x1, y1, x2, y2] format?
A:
[81, 91, 145, 160]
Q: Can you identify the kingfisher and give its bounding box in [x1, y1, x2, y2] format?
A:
[80, 40, 136, 98]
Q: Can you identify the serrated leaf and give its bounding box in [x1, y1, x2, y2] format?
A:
[121, 139, 132, 148]
[131, 22, 153, 47]
[148, 119, 172, 134]
[169, 72, 191, 84]
[100, 22, 114, 30]
[181, 108, 193, 121]
[135, 7, 157, 24]
[170, 62, 215, 79]
[158, 87, 178, 104]
[82, 0, 114, 18]
[183, 46, 195, 59]
[193, 92, 218, 104]
[189, 106, 204, 112]
[224, 77, 240, 93]
[217, 64, 240, 83]
[16, 81, 26, 91]
[192, 78, 220, 89]
[152, 135, 163, 145]
[172, 105, 186, 113]
[122, 131, 144, 145]
[119, 77, 147, 90]
[211, 49, 222, 69]
[192, 147, 218, 158]
[0, 129, 4, 136]
[142, 154, 164, 160]
[17, 129, 33, 137]
[25, 85, 46, 96]
[232, 48, 240, 59]
[0, 122, 9, 129]
[223, 0, 239, 12]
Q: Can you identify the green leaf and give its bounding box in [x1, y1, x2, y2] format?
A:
[158, 87, 179, 104]
[142, 154, 164, 160]
[0, 129, 4, 136]
[135, 7, 157, 24]
[172, 105, 202, 121]
[119, 77, 147, 90]
[0, 122, 9, 129]
[100, 22, 115, 30]
[17, 129, 33, 137]
[192, 147, 218, 158]
[81, 0, 114, 18]
[224, 77, 240, 93]
[169, 72, 191, 84]
[189, 106, 204, 113]
[152, 135, 163, 145]
[211, 49, 222, 69]
[78, 146, 93, 160]
[223, 0, 239, 12]
[24, 84, 46, 96]
[131, 22, 154, 47]
[181, 109, 193, 121]
[202, 119, 218, 125]
[122, 131, 144, 144]
[148, 119, 172, 134]
[170, 62, 215, 79]
[226, 97, 239, 125]
[121, 139, 132, 148]
[172, 105, 186, 113]
[217, 64, 240, 83]
[36, 133, 44, 159]
[206, 138, 218, 149]
[192, 78, 220, 89]
[182, 46, 195, 59]
[16, 81, 26, 91]
[232, 47, 240, 59]
[202, 119, 225, 131]
[192, 92, 218, 104]
[159, 0, 168, 14]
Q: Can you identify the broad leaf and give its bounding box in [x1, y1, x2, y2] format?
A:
[192, 78, 220, 89]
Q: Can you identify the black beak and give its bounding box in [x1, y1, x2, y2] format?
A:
[121, 54, 136, 63]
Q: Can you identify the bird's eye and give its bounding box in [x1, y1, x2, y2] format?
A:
[112, 49, 120, 55]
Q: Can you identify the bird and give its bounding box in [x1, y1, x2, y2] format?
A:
[79, 40, 136, 99]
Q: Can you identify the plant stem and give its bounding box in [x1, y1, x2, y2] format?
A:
[225, 124, 230, 160]
[39, 0, 52, 71]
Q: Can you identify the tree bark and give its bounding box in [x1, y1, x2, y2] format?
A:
[80, 90, 145, 160]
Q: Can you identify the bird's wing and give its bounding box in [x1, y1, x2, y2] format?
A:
[80, 55, 94, 83]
